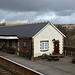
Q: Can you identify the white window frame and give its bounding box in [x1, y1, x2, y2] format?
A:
[41, 41, 48, 50]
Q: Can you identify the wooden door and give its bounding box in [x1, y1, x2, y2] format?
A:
[54, 41, 59, 54]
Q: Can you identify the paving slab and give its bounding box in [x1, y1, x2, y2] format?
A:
[0, 51, 75, 75]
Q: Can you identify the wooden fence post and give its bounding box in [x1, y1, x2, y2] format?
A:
[65, 50, 66, 56]
[71, 51, 73, 56]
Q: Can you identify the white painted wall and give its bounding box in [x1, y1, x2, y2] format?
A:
[33, 24, 64, 57]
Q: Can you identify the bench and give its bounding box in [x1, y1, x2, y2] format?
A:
[48, 55, 59, 61]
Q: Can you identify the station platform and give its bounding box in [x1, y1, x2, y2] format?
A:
[0, 51, 73, 75]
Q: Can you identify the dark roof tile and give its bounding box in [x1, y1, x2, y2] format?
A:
[0, 23, 48, 38]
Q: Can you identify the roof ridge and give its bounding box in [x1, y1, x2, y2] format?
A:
[0, 21, 51, 27]
[27, 21, 51, 24]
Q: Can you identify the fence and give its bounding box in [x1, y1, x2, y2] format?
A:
[64, 46, 75, 56]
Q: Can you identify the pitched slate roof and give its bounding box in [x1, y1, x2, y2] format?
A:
[0, 23, 48, 38]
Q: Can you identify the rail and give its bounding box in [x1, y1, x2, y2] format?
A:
[0, 56, 44, 75]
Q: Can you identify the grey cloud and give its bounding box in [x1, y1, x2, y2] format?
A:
[0, 9, 37, 23]
[0, 0, 75, 24]
[56, 10, 75, 16]
[0, 9, 75, 24]
[0, 0, 75, 12]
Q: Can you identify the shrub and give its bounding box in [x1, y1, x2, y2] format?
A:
[41, 54, 48, 59]
[52, 52, 56, 55]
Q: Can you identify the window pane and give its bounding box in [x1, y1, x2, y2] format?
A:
[41, 42, 44, 49]
[45, 42, 48, 50]
[41, 41, 48, 50]
[7, 41, 9, 47]
[13, 41, 16, 48]
[23, 41, 26, 48]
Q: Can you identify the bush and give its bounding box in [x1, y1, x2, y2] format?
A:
[52, 52, 56, 55]
[49, 54, 52, 56]
[41, 54, 48, 59]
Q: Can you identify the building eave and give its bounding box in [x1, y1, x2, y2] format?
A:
[51, 22, 66, 37]
[0, 36, 18, 39]
[32, 22, 66, 39]
[32, 23, 49, 38]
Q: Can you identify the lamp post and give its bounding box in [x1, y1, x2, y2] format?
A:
[52, 39, 56, 43]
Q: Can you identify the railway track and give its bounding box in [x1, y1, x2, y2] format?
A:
[0, 62, 24, 75]
[0, 56, 43, 75]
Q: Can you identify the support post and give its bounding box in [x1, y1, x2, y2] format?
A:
[71, 51, 73, 56]
[65, 50, 66, 56]
[17, 40, 20, 56]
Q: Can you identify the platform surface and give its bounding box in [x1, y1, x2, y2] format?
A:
[0, 51, 75, 75]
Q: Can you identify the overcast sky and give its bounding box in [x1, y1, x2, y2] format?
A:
[0, 0, 75, 24]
